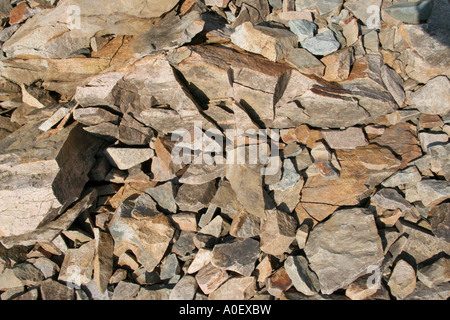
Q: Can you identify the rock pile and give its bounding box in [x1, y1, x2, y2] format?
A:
[0, 0, 449, 300]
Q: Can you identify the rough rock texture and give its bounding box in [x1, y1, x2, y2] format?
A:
[304, 208, 384, 294]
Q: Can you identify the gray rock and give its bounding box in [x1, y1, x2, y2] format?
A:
[406, 281, 450, 300]
[418, 132, 448, 153]
[382, 166, 422, 188]
[301, 30, 340, 56]
[12, 263, 44, 287]
[172, 231, 197, 257]
[398, 220, 450, 264]
[131, 11, 205, 56]
[284, 256, 320, 296]
[104, 147, 154, 171]
[388, 259, 416, 300]
[408, 76, 450, 116]
[269, 158, 301, 191]
[405, 179, 450, 207]
[112, 281, 141, 300]
[212, 238, 260, 277]
[175, 181, 217, 212]
[344, 0, 382, 27]
[285, 48, 325, 76]
[385, 0, 434, 24]
[169, 275, 198, 300]
[371, 188, 414, 213]
[304, 208, 384, 294]
[160, 254, 181, 281]
[289, 19, 317, 43]
[417, 257, 450, 288]
[146, 182, 177, 214]
[40, 279, 74, 300]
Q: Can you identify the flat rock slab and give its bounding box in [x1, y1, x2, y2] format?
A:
[304, 208, 384, 295]
[0, 121, 102, 237]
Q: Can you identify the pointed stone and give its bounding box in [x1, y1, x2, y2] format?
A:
[104, 147, 154, 171]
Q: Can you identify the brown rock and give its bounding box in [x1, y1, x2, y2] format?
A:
[321, 47, 354, 82]
[211, 238, 260, 276]
[267, 267, 292, 298]
[388, 259, 417, 300]
[175, 181, 217, 212]
[195, 263, 229, 295]
[208, 276, 256, 300]
[40, 279, 74, 300]
[260, 210, 297, 256]
[93, 229, 114, 293]
[109, 203, 175, 272]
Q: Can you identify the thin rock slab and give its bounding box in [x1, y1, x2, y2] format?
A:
[417, 257, 450, 289]
[211, 238, 260, 277]
[109, 201, 175, 272]
[195, 263, 229, 295]
[93, 228, 114, 294]
[304, 208, 384, 295]
[104, 147, 154, 171]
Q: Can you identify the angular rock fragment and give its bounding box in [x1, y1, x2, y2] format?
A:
[208, 276, 256, 300]
[195, 263, 229, 295]
[301, 29, 340, 56]
[260, 210, 297, 256]
[417, 257, 450, 289]
[58, 241, 96, 288]
[104, 147, 154, 171]
[175, 181, 217, 212]
[132, 11, 206, 56]
[284, 255, 320, 296]
[73, 108, 119, 126]
[146, 182, 177, 214]
[405, 180, 450, 207]
[40, 279, 74, 300]
[322, 127, 368, 150]
[285, 48, 325, 76]
[267, 267, 292, 298]
[211, 238, 260, 276]
[93, 229, 114, 293]
[382, 166, 422, 188]
[428, 203, 450, 242]
[304, 208, 384, 294]
[109, 202, 175, 272]
[169, 275, 198, 300]
[231, 21, 298, 62]
[388, 259, 417, 300]
[112, 281, 140, 300]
